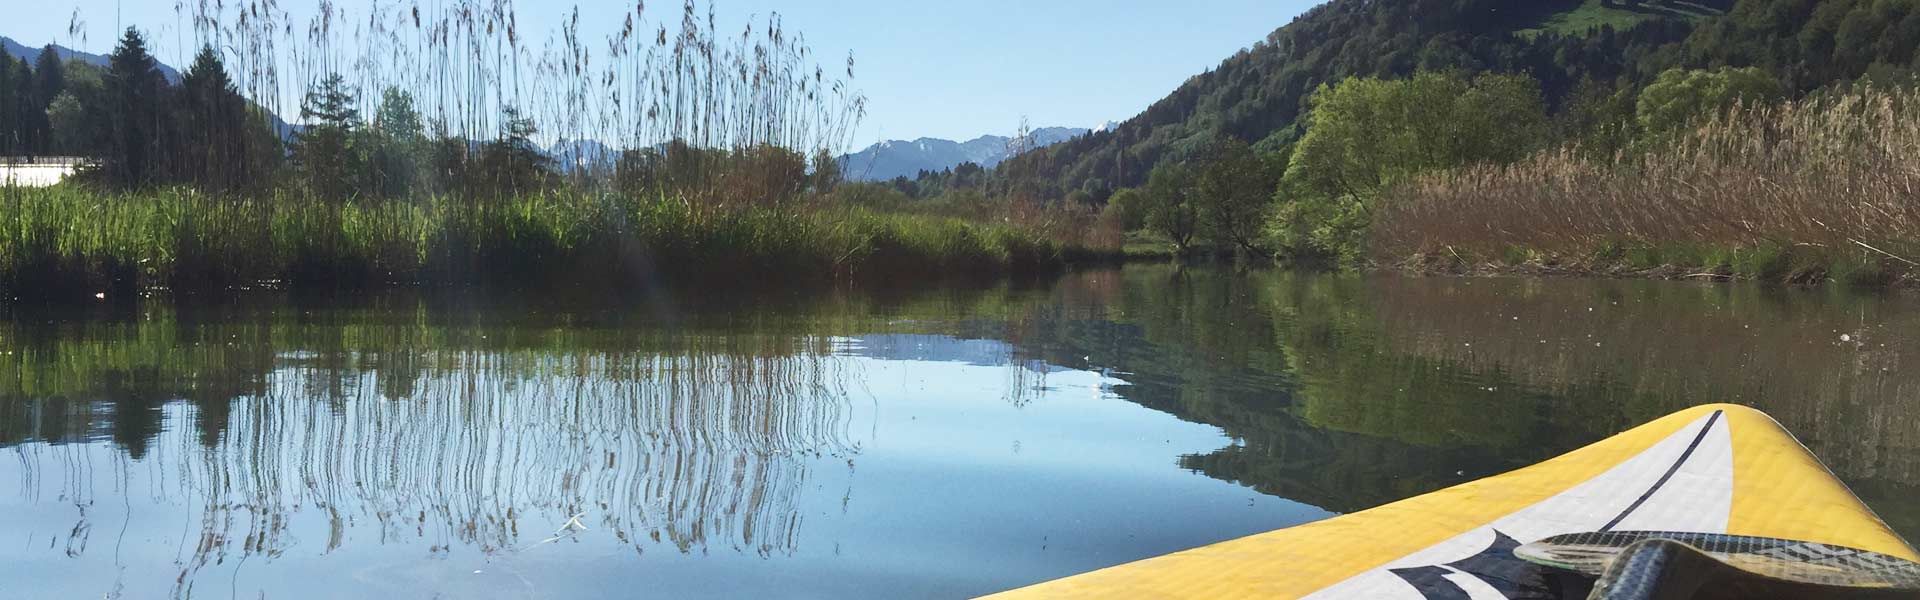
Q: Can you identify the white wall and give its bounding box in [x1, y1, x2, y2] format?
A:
[0, 163, 78, 187]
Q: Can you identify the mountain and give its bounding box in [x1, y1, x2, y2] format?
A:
[1, 36, 183, 84]
[841, 126, 1088, 182]
[1001, 0, 1750, 199]
[546, 139, 619, 173]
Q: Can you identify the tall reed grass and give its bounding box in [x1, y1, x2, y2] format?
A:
[1374, 86, 1920, 285]
[0, 186, 1104, 299]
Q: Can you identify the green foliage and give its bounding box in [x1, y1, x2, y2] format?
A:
[292, 73, 364, 201]
[366, 88, 428, 198]
[1520, 0, 1719, 38]
[0, 186, 1099, 300]
[1191, 137, 1280, 255]
[1105, 187, 1149, 231]
[1000, 0, 1702, 199]
[1683, 0, 1920, 90]
[1273, 72, 1549, 264]
[1142, 162, 1199, 252]
[1636, 66, 1782, 135]
[102, 28, 167, 187]
[173, 47, 280, 193]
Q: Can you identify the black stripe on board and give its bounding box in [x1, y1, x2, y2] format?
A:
[1599, 409, 1726, 532]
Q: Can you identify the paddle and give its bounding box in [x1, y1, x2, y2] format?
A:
[1515, 531, 1920, 600]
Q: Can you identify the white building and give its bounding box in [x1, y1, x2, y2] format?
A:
[0, 157, 87, 187]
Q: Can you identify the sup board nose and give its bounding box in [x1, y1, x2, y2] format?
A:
[984, 404, 1916, 599]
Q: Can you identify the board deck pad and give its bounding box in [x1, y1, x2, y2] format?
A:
[983, 404, 1917, 599]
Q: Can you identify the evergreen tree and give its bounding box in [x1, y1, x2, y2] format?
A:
[103, 28, 167, 187]
[0, 47, 13, 156]
[32, 45, 66, 154]
[174, 46, 275, 192]
[12, 57, 37, 157]
[292, 73, 364, 201]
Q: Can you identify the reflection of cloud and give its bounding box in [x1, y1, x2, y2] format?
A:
[8, 345, 863, 595]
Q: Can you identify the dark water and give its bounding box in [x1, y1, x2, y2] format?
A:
[2, 266, 1917, 599]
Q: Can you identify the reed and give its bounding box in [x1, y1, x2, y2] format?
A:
[1373, 86, 1920, 286]
[0, 185, 1098, 299]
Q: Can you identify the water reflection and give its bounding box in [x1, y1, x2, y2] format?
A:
[2, 268, 1917, 598]
[1012, 267, 1920, 534]
[2, 309, 872, 596]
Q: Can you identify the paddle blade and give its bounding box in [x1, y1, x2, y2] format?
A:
[1517, 530, 1920, 593]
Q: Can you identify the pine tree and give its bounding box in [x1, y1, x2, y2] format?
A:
[104, 28, 167, 187]
[32, 45, 66, 154]
[293, 73, 364, 200]
[177, 46, 265, 192]
[0, 46, 14, 156]
[12, 58, 38, 157]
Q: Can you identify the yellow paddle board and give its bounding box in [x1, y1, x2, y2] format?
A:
[985, 404, 1916, 599]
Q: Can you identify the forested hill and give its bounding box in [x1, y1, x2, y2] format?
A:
[1009, 0, 1920, 202]
[1, 36, 183, 83]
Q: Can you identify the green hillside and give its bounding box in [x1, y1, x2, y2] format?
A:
[1518, 0, 1721, 38]
[999, 0, 1920, 203]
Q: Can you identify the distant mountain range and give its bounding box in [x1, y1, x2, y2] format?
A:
[1, 36, 183, 83]
[840, 126, 1089, 182]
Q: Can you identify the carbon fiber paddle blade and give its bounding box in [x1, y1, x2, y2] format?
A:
[1516, 531, 1920, 590]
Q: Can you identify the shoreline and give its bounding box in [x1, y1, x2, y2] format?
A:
[1377, 253, 1920, 289]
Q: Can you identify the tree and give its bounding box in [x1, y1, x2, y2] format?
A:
[1192, 137, 1280, 256]
[1635, 67, 1782, 136]
[1105, 187, 1149, 231]
[30, 45, 64, 154]
[367, 87, 427, 198]
[809, 149, 843, 194]
[1142, 162, 1199, 252]
[175, 46, 277, 192]
[292, 73, 364, 200]
[476, 105, 551, 197]
[47, 60, 106, 156]
[10, 57, 35, 156]
[0, 47, 14, 155]
[1273, 71, 1548, 264]
[103, 28, 168, 187]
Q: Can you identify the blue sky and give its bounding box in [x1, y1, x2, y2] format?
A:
[8, 1, 1319, 145]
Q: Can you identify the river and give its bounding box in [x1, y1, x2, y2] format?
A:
[1, 265, 1915, 598]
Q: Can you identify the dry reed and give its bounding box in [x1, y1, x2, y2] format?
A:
[1374, 86, 1920, 284]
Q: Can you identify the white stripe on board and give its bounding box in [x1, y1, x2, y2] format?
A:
[1302, 411, 1732, 599]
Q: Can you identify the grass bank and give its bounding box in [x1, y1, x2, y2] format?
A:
[1373, 86, 1920, 287]
[0, 187, 1118, 301]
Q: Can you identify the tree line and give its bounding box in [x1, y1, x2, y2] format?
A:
[1101, 65, 1791, 264]
[0, 43, 67, 158]
[0, 0, 868, 209]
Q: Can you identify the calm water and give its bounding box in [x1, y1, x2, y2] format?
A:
[2, 266, 1917, 598]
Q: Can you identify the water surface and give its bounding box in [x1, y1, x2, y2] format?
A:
[2, 266, 1916, 598]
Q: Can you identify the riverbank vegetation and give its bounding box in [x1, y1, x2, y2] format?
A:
[1016, 0, 1920, 287]
[1, 186, 1095, 299]
[0, 1, 1116, 300]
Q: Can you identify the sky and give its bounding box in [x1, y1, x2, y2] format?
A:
[6, 0, 1320, 146]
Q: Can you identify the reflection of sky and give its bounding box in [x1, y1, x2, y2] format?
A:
[835, 333, 1073, 375]
[0, 335, 1328, 599]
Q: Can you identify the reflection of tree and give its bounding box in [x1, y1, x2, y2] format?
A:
[1, 309, 863, 595]
[1010, 267, 1920, 535]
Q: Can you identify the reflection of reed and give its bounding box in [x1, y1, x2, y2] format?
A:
[1358, 276, 1920, 486]
[8, 335, 862, 594]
